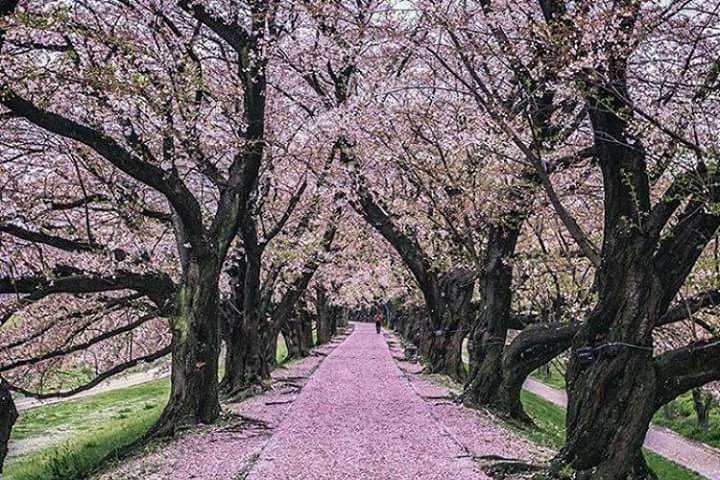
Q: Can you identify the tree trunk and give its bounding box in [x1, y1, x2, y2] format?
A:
[423, 269, 474, 381]
[330, 310, 338, 337]
[463, 223, 520, 406]
[425, 325, 467, 381]
[221, 318, 274, 396]
[300, 310, 315, 353]
[559, 350, 657, 479]
[153, 259, 221, 434]
[691, 388, 714, 430]
[0, 377, 17, 474]
[281, 319, 302, 360]
[315, 287, 334, 345]
[558, 240, 661, 479]
[494, 323, 575, 421]
[221, 252, 276, 397]
[220, 219, 275, 397]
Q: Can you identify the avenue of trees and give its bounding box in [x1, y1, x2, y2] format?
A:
[1, 1, 720, 479]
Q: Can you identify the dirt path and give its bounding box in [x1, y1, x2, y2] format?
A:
[524, 378, 720, 480]
[94, 324, 541, 479]
[246, 323, 527, 480]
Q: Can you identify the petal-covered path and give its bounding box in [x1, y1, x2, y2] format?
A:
[96, 324, 542, 479]
[246, 323, 505, 479]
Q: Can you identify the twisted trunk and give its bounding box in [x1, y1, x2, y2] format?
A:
[153, 257, 221, 434]
[463, 222, 521, 407]
[496, 323, 576, 420]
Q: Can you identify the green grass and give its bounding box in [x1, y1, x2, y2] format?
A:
[5, 380, 169, 480]
[6, 334, 296, 479]
[520, 391, 703, 480]
[530, 366, 566, 390]
[276, 333, 289, 364]
[652, 391, 720, 450]
[531, 363, 720, 451]
[11, 380, 169, 442]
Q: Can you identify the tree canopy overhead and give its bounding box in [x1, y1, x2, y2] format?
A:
[2, 1, 720, 478]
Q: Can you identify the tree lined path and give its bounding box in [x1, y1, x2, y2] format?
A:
[247, 323, 485, 479]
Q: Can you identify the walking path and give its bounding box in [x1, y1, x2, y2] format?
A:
[97, 323, 541, 479]
[246, 323, 485, 479]
[15, 324, 720, 479]
[524, 378, 720, 480]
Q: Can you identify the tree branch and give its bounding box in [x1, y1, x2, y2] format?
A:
[655, 337, 720, 408]
[0, 90, 206, 248]
[0, 223, 102, 252]
[8, 346, 170, 399]
[0, 313, 160, 373]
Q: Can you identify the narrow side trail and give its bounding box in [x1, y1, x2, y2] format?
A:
[245, 323, 485, 480]
[524, 379, 720, 479]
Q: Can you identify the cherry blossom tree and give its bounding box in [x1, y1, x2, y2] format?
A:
[0, 0, 274, 438]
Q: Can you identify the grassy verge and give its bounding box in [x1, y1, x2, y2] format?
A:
[530, 365, 720, 451]
[7, 334, 295, 480]
[5, 380, 169, 480]
[276, 333, 289, 364]
[529, 367, 566, 391]
[520, 391, 702, 480]
[652, 391, 720, 450]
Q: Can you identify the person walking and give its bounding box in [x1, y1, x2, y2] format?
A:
[373, 311, 382, 334]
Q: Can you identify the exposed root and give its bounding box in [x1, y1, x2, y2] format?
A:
[233, 453, 260, 480]
[478, 459, 550, 479]
[224, 383, 270, 403]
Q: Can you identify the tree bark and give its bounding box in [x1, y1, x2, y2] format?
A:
[281, 319, 302, 360]
[153, 258, 221, 434]
[421, 269, 473, 381]
[691, 388, 713, 430]
[221, 319, 275, 397]
[220, 251, 275, 397]
[0, 377, 17, 474]
[299, 310, 315, 354]
[495, 323, 576, 421]
[463, 222, 521, 408]
[315, 287, 334, 345]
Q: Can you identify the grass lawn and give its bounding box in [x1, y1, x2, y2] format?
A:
[5, 380, 169, 480]
[5, 334, 295, 480]
[276, 333, 289, 364]
[530, 363, 720, 451]
[520, 391, 703, 480]
[652, 391, 720, 450]
[529, 365, 566, 390]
